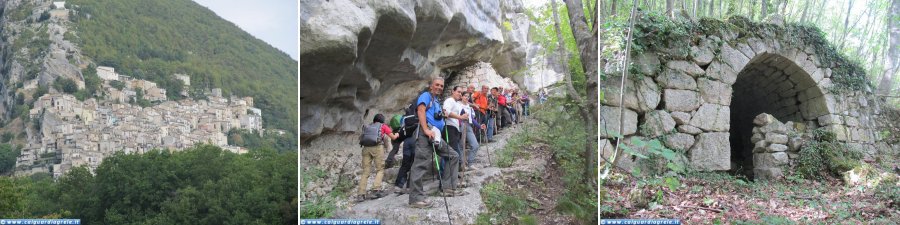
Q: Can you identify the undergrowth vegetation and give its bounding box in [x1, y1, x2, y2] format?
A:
[476, 177, 539, 225]
[796, 128, 862, 179]
[625, 11, 870, 93]
[480, 99, 597, 224]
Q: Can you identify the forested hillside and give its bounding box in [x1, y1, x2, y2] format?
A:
[66, 0, 297, 134]
[0, 145, 297, 224]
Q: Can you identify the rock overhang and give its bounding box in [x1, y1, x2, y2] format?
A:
[300, 0, 532, 141]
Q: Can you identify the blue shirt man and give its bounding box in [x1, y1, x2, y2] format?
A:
[416, 91, 444, 131]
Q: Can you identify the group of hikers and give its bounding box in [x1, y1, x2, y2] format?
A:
[355, 77, 536, 208]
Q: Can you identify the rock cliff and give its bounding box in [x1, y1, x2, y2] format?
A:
[300, 0, 532, 141]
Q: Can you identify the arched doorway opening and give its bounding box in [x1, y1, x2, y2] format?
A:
[729, 53, 828, 178]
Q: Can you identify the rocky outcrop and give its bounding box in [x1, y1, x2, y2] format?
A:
[300, 0, 531, 141]
[300, 0, 538, 199]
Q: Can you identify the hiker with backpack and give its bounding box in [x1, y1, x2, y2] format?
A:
[356, 114, 399, 201]
[384, 114, 407, 168]
[409, 77, 464, 209]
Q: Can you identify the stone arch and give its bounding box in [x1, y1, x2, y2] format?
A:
[726, 49, 832, 177]
[601, 18, 881, 180]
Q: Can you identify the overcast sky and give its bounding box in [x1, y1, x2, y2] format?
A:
[193, 0, 298, 60]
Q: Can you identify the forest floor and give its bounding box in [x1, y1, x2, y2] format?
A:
[601, 171, 900, 224]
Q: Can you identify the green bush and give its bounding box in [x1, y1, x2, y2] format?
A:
[874, 178, 900, 210]
[476, 180, 537, 225]
[53, 77, 79, 94]
[796, 129, 862, 179]
[0, 144, 20, 174]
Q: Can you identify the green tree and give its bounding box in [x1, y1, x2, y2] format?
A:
[53, 77, 79, 94]
[0, 144, 20, 173]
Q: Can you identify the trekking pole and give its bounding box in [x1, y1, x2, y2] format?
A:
[461, 122, 468, 180]
[431, 141, 453, 224]
[482, 128, 493, 167]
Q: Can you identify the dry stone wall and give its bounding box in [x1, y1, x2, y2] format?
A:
[601, 15, 888, 179]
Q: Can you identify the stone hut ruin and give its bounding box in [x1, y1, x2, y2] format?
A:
[600, 15, 896, 179]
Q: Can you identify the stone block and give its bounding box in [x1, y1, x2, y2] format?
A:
[751, 133, 763, 143]
[753, 113, 776, 126]
[824, 124, 849, 141]
[666, 60, 705, 76]
[642, 110, 677, 138]
[844, 116, 859, 127]
[599, 106, 638, 138]
[689, 103, 730, 132]
[689, 132, 731, 171]
[736, 43, 756, 59]
[767, 144, 788, 152]
[758, 120, 787, 134]
[721, 44, 750, 71]
[663, 89, 701, 112]
[664, 133, 696, 151]
[656, 69, 698, 90]
[788, 136, 803, 152]
[677, 125, 703, 135]
[748, 38, 770, 55]
[817, 114, 842, 126]
[754, 167, 784, 180]
[670, 111, 691, 125]
[698, 78, 732, 105]
[754, 152, 789, 169]
[705, 61, 738, 85]
[765, 133, 789, 144]
[691, 46, 714, 66]
[753, 140, 768, 153]
[634, 53, 661, 76]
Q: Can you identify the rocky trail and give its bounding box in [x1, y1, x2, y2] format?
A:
[334, 119, 552, 224]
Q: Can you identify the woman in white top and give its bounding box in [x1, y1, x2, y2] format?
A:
[460, 92, 481, 170]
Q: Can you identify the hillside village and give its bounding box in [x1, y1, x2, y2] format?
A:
[15, 65, 263, 177]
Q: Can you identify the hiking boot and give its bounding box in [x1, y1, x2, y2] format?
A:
[410, 200, 433, 208]
[352, 194, 367, 203]
[367, 190, 387, 199]
[442, 189, 467, 197]
[393, 186, 407, 194]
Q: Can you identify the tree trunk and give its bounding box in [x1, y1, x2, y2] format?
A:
[800, 0, 810, 23]
[780, 0, 788, 15]
[837, 0, 855, 50]
[855, 5, 877, 59]
[814, 0, 826, 24]
[750, 0, 757, 20]
[719, 0, 725, 17]
[708, 0, 715, 17]
[559, 0, 598, 185]
[761, 0, 767, 19]
[611, 0, 618, 16]
[666, 0, 674, 17]
[693, 0, 701, 17]
[877, 0, 900, 96]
